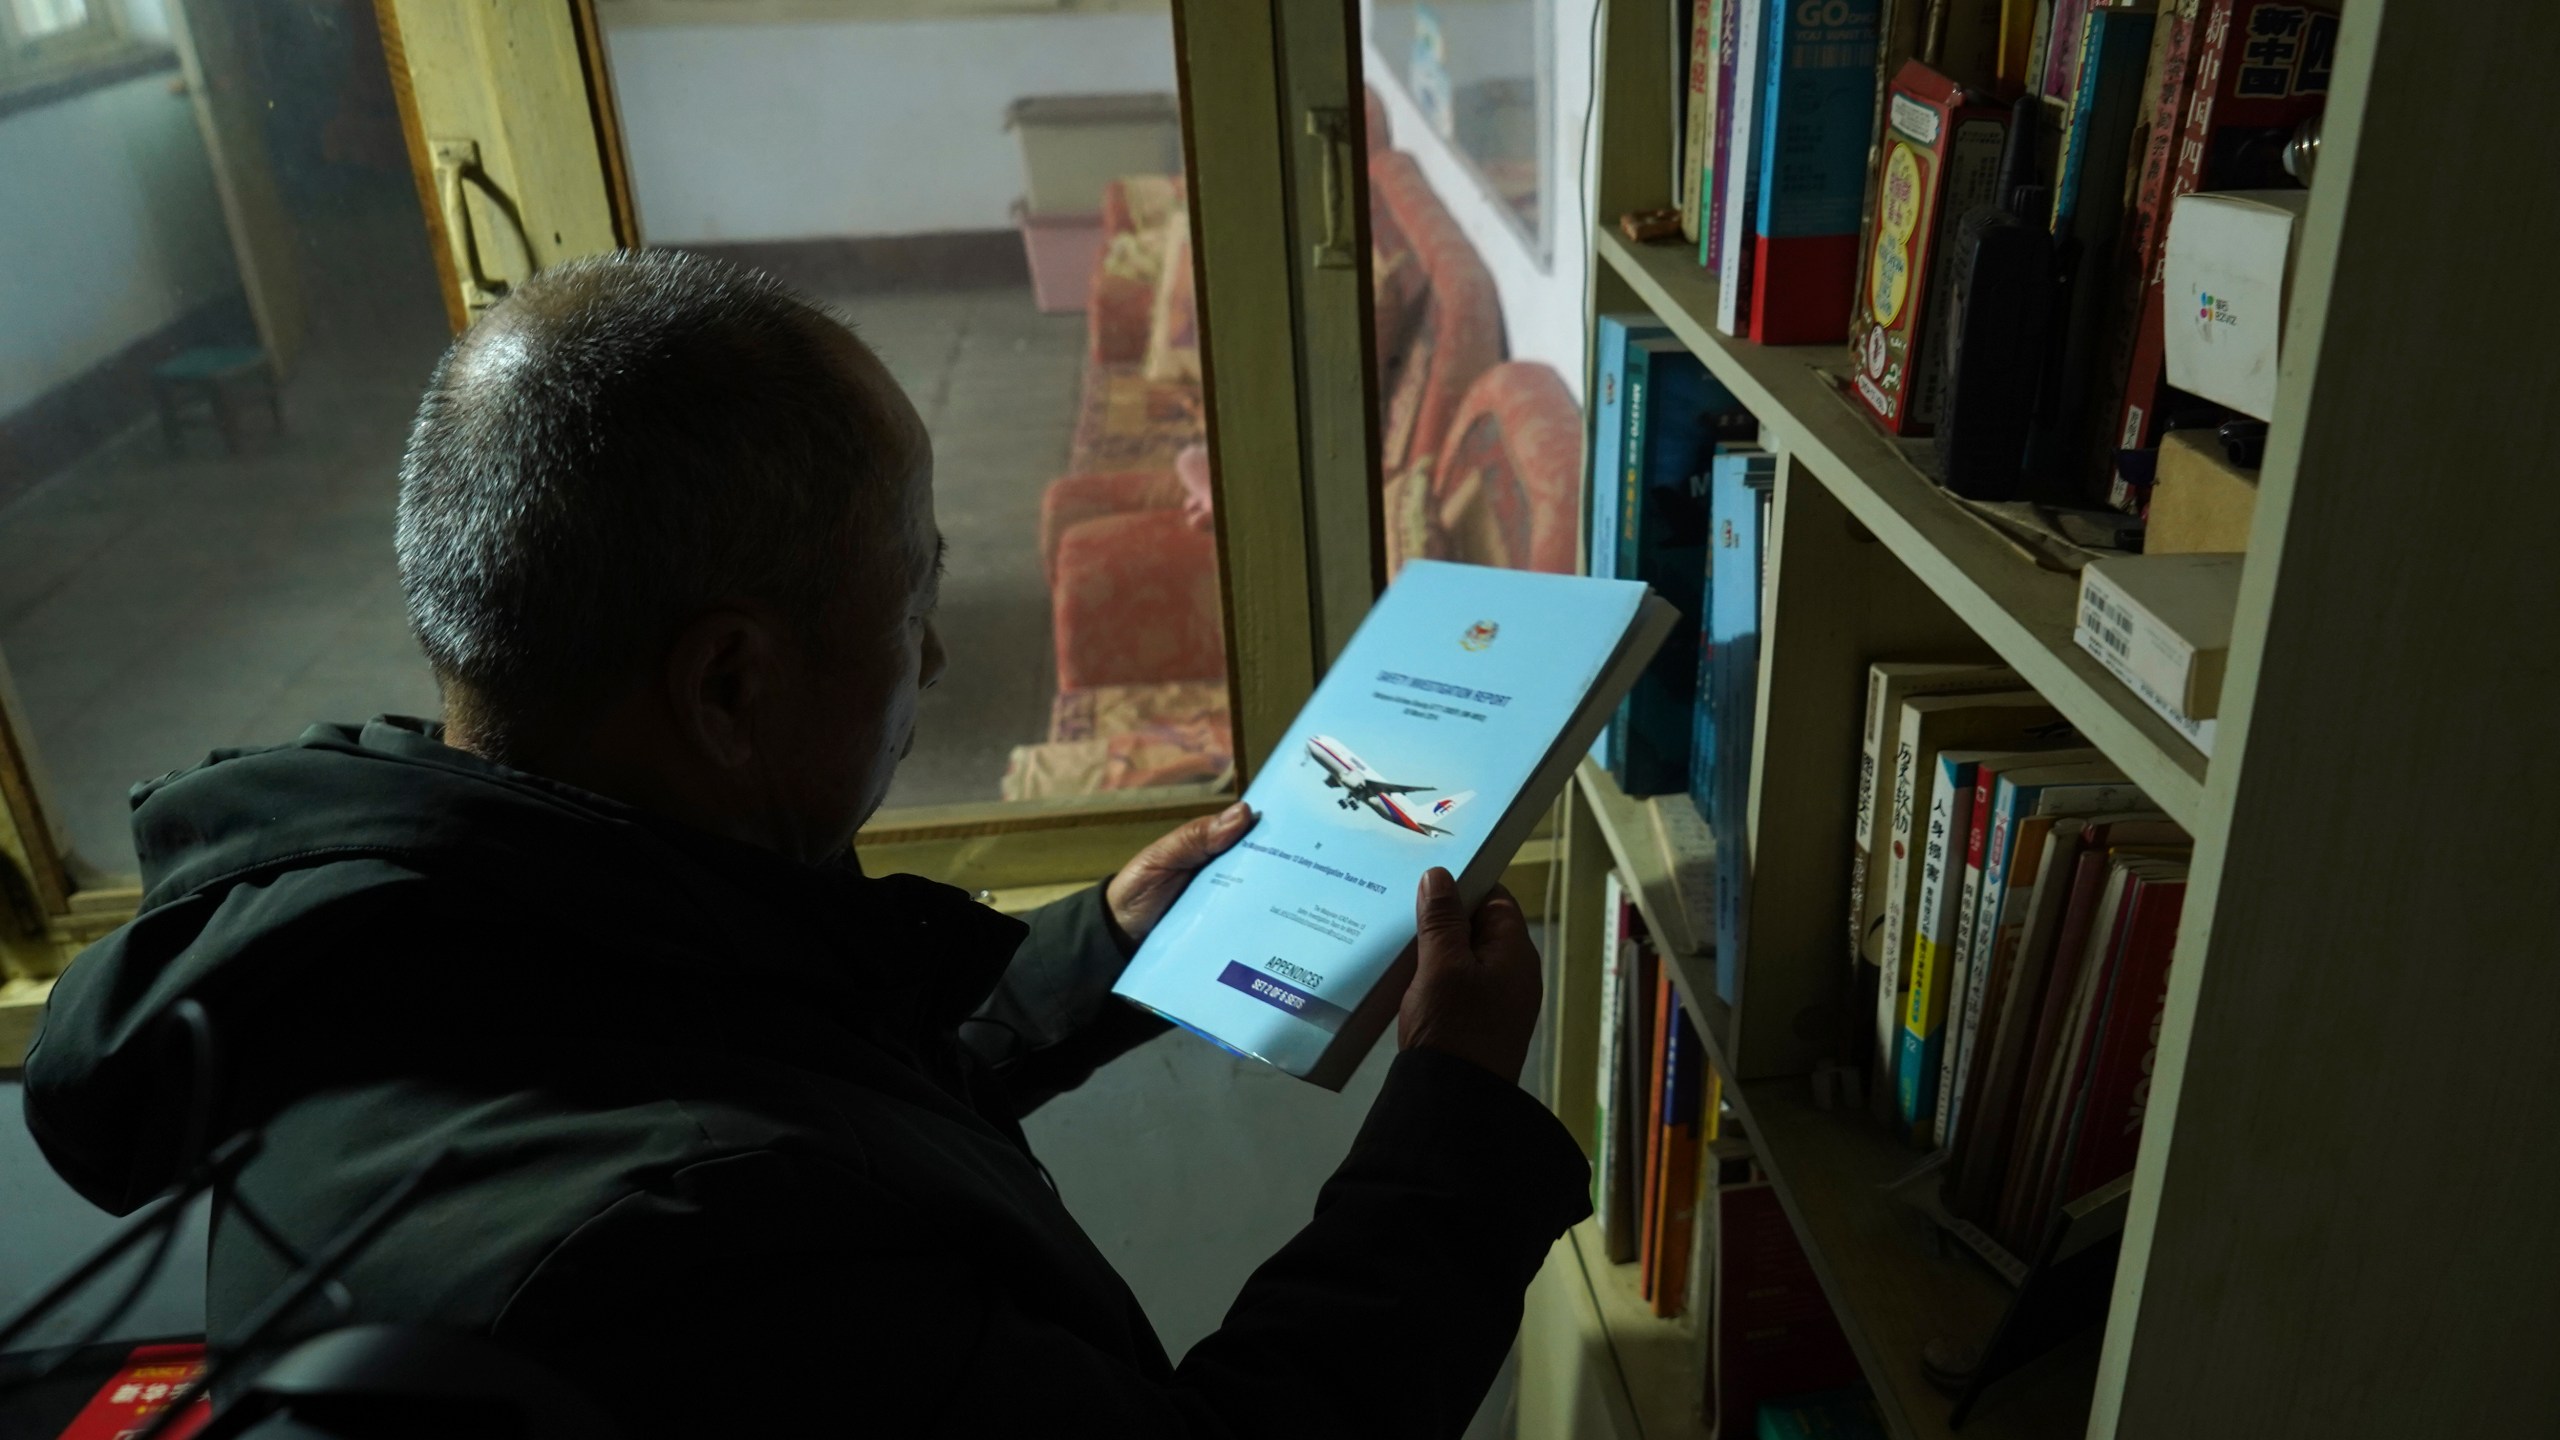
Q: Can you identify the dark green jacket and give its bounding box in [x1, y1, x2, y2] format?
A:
[22, 720, 1591, 1437]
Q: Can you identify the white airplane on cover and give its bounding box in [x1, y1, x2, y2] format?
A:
[1306, 734, 1475, 837]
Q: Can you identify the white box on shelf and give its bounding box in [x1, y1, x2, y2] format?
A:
[2162, 189, 2314, 422]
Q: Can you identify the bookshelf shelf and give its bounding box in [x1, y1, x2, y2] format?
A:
[1574, 761, 2089, 1440]
[1535, 4, 2549, 1437]
[1593, 230, 2209, 834]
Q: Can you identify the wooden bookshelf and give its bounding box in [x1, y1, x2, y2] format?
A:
[1593, 230, 2208, 835]
[1528, 4, 2560, 1437]
[1573, 763, 2087, 1440]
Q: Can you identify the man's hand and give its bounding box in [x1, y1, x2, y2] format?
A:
[1397, 867, 1542, 1082]
[1106, 802, 1257, 944]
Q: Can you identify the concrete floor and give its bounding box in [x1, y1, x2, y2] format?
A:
[0, 277, 1072, 873]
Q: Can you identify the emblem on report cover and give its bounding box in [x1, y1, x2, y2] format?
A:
[1460, 620, 1498, 651]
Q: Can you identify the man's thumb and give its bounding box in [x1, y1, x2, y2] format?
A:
[1414, 867, 1468, 963]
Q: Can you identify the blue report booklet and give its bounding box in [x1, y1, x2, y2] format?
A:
[1113, 560, 1677, 1088]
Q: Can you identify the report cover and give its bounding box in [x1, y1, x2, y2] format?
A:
[1115, 560, 1675, 1088]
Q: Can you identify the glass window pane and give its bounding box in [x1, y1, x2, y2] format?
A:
[0, 2, 446, 874]
[1360, 0, 1594, 582]
[596, 10, 1234, 813]
[10, 0, 89, 41]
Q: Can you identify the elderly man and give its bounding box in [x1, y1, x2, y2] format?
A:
[22, 252, 1589, 1437]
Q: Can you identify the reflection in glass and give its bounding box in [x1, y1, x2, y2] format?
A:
[0, 0, 447, 874]
[1371, 0, 1550, 255]
[595, 8, 1231, 810]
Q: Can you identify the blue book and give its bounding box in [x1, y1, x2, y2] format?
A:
[1706, 449, 1775, 1003]
[1115, 560, 1678, 1088]
[1610, 339, 1745, 797]
[1746, 0, 1881, 343]
[1589, 314, 1671, 763]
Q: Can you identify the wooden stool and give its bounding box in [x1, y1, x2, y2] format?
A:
[151, 347, 282, 454]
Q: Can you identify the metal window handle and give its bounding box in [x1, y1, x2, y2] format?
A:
[1305, 106, 1356, 270]
[429, 138, 539, 316]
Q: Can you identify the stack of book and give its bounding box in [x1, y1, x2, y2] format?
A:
[1663, 0, 2335, 512]
[1591, 869, 1863, 1428]
[1586, 315, 1761, 801]
[1842, 661, 2193, 1257]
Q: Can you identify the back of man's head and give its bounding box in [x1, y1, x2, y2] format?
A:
[396, 249, 913, 755]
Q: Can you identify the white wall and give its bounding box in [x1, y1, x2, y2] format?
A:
[1365, 0, 1598, 403]
[0, 67, 237, 418]
[603, 15, 1178, 244]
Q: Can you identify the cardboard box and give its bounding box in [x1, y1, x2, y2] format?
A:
[2162, 188, 2312, 421]
[2148, 429, 2260, 554]
[2079, 552, 2242, 719]
[1848, 62, 2008, 436]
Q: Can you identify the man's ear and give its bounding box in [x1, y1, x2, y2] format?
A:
[664, 609, 776, 769]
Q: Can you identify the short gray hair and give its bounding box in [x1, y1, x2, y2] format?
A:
[395, 249, 911, 749]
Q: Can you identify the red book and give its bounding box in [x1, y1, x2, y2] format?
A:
[2108, 0, 2338, 486]
[2015, 864, 2149, 1246]
[1993, 845, 2119, 1242]
[2058, 869, 2190, 1199]
[1711, 1183, 1861, 1436]
[1636, 964, 1677, 1301]
[56, 1344, 210, 1440]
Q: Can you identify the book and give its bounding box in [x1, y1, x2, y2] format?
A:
[1939, 757, 2145, 1146]
[1703, 0, 1747, 272]
[51, 1343, 211, 1440]
[1589, 314, 1674, 763]
[2021, 5, 2156, 489]
[1706, 448, 1776, 1002]
[1747, 0, 1883, 343]
[1612, 340, 1746, 797]
[2090, 0, 2205, 506]
[1683, 0, 1723, 246]
[2054, 861, 2187, 1199]
[1946, 812, 2182, 1220]
[1846, 62, 2010, 436]
[1588, 315, 1673, 590]
[1871, 690, 2063, 1117]
[1114, 560, 1677, 1088]
[2037, 0, 2097, 102]
[1650, 792, 1719, 948]
[1712, 1182, 1862, 1437]
[1995, 848, 2138, 1242]
[1896, 748, 1986, 1136]
[1715, 0, 1773, 334]
[1594, 872, 1638, 1259]
[2077, 552, 2241, 719]
[2073, 618, 2219, 755]
[1995, 0, 2042, 93]
[2107, 0, 2337, 474]
[1847, 662, 2017, 972]
[1640, 961, 1679, 1301]
[1649, 990, 1712, 1317]
[2016, 855, 2187, 1244]
[1998, 843, 2188, 1244]
[1619, 919, 1666, 1259]
[1934, 0, 2012, 90]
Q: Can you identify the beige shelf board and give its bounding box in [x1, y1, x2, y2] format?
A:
[1734, 1078, 2096, 1440]
[1574, 761, 1734, 1056]
[1575, 759, 1712, 962]
[1595, 231, 2208, 834]
[1566, 1220, 1714, 1440]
